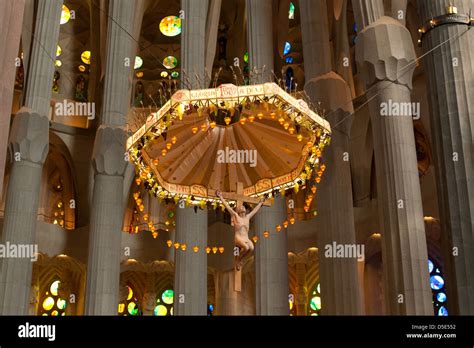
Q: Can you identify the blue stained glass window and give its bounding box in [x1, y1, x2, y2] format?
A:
[430, 275, 445, 290]
[428, 259, 434, 273]
[438, 306, 448, 316]
[285, 56, 294, 64]
[428, 259, 448, 316]
[436, 292, 447, 303]
[283, 42, 291, 56]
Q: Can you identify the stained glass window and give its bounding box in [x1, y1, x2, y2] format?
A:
[134, 56, 143, 70]
[308, 282, 322, 316]
[60, 5, 71, 25]
[81, 51, 91, 65]
[118, 285, 141, 316]
[159, 16, 182, 37]
[163, 56, 178, 69]
[283, 42, 291, 56]
[40, 280, 67, 316]
[285, 56, 294, 64]
[429, 259, 448, 316]
[289, 2, 295, 19]
[153, 289, 174, 316]
[207, 303, 214, 316]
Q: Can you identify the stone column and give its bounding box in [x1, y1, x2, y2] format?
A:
[254, 197, 289, 315]
[181, 0, 209, 89]
[0, 0, 25, 198]
[84, 0, 136, 315]
[418, 0, 474, 315]
[23, 0, 63, 118]
[294, 262, 308, 316]
[142, 273, 158, 316]
[246, 0, 273, 82]
[173, 206, 207, 315]
[354, 1, 433, 314]
[0, 0, 62, 315]
[300, 0, 363, 315]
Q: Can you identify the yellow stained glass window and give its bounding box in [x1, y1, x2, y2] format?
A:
[81, 51, 91, 65]
[159, 16, 182, 37]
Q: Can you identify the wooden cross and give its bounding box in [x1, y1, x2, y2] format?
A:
[209, 183, 271, 207]
[211, 182, 270, 292]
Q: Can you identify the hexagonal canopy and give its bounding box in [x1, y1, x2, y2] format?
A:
[127, 83, 331, 205]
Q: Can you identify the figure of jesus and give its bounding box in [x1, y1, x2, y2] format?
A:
[216, 190, 264, 271]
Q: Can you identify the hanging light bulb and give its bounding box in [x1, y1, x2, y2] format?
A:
[210, 121, 216, 129]
[166, 240, 172, 247]
[252, 236, 259, 243]
[258, 112, 264, 120]
[283, 220, 289, 228]
[248, 115, 255, 122]
[263, 231, 270, 238]
[192, 126, 198, 134]
[288, 126, 295, 134]
[278, 117, 285, 125]
[181, 244, 187, 251]
[311, 186, 317, 194]
[283, 122, 290, 130]
[201, 123, 207, 132]
[270, 112, 276, 119]
[297, 134, 303, 142]
[135, 178, 142, 186]
[166, 143, 172, 150]
[289, 216, 295, 225]
[171, 136, 177, 144]
[212, 247, 218, 254]
[193, 246, 199, 253]
[206, 246, 211, 254]
[152, 232, 158, 239]
[161, 149, 167, 156]
[218, 247, 224, 254]
[174, 242, 180, 249]
[276, 225, 282, 232]
[224, 116, 231, 125]
[152, 159, 159, 166]
[240, 116, 247, 125]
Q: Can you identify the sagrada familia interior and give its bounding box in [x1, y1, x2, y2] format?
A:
[0, 0, 472, 317]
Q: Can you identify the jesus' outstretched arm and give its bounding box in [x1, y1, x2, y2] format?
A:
[247, 198, 265, 219]
[216, 190, 237, 216]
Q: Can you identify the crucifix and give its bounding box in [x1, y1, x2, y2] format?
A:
[214, 182, 270, 292]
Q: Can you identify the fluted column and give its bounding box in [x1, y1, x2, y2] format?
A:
[254, 197, 289, 315]
[23, 0, 62, 118]
[181, 0, 209, 89]
[0, 0, 25, 198]
[354, 1, 432, 314]
[85, 0, 136, 315]
[301, 0, 363, 315]
[418, 0, 474, 315]
[0, 0, 62, 315]
[246, 0, 274, 82]
[173, 206, 207, 315]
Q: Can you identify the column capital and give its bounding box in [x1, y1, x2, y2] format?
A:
[92, 125, 127, 176]
[356, 16, 416, 89]
[8, 107, 49, 165]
